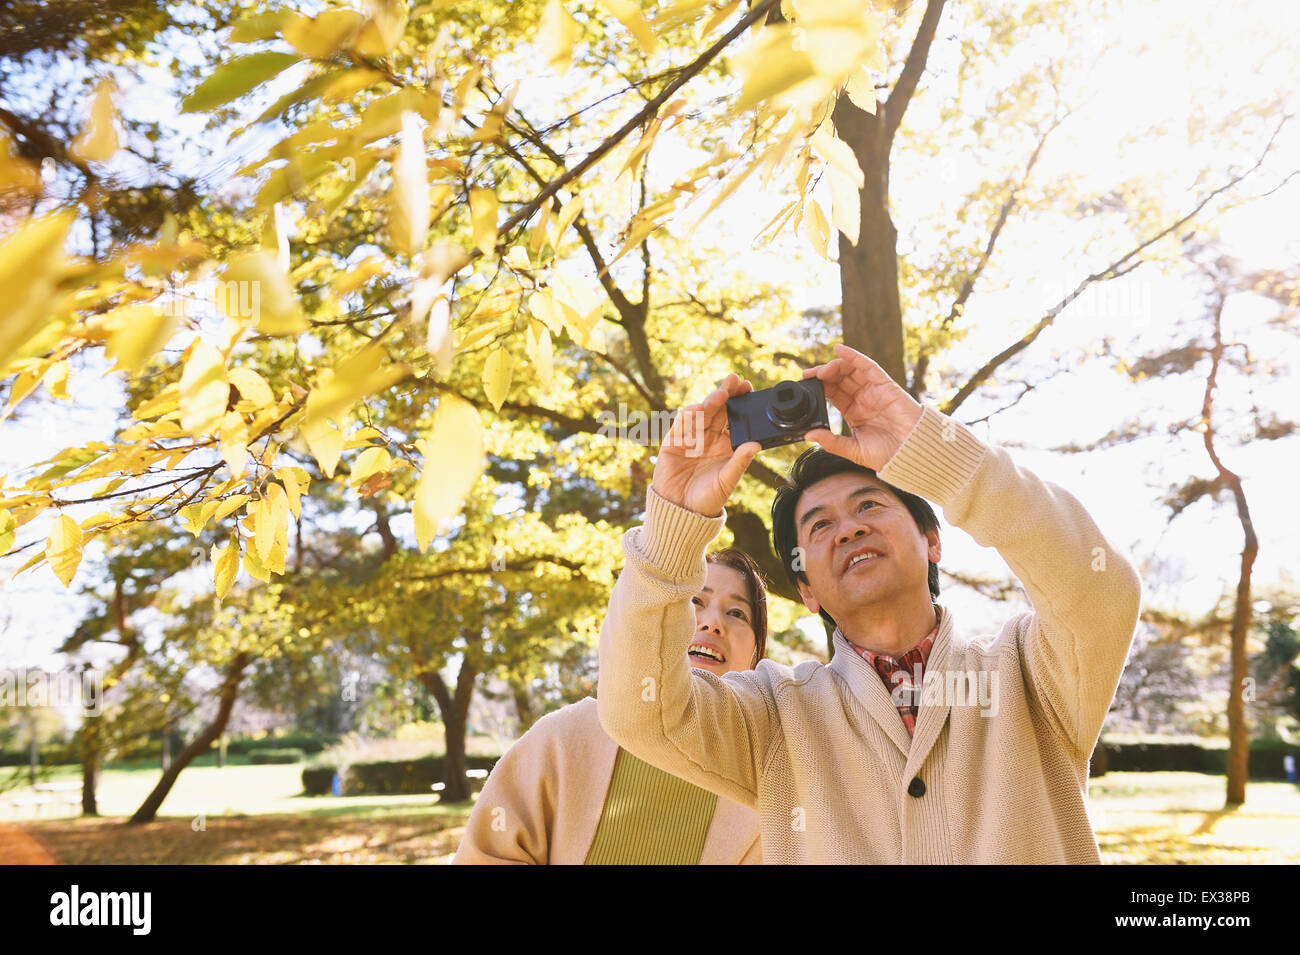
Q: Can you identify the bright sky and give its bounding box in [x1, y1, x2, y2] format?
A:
[2, 0, 1298, 669]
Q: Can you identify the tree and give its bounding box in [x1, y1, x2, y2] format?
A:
[1107, 245, 1298, 803]
[3, 1, 1295, 779]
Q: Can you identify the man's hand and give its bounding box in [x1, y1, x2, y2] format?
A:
[650, 374, 761, 517]
[801, 344, 924, 471]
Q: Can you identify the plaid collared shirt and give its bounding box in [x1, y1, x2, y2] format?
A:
[841, 614, 940, 738]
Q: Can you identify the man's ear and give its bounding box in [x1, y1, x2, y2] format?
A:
[795, 578, 820, 615]
[926, 526, 941, 564]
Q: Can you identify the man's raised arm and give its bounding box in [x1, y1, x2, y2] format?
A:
[804, 345, 1143, 758]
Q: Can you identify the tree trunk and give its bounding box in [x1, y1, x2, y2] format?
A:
[80, 719, 100, 816]
[420, 662, 478, 803]
[128, 652, 249, 825]
[512, 683, 538, 735]
[1200, 292, 1257, 806]
[28, 721, 38, 786]
[834, 96, 907, 387]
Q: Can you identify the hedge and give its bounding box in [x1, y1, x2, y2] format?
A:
[1089, 740, 1299, 779]
[225, 734, 338, 756]
[248, 748, 305, 764]
[302, 753, 501, 796]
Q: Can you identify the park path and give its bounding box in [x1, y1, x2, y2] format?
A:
[0, 822, 58, 864]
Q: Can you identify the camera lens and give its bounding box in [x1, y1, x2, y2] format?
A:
[767, 383, 812, 429]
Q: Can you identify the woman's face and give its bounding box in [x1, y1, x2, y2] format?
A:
[688, 563, 759, 676]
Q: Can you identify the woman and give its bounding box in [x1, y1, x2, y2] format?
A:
[452, 548, 768, 865]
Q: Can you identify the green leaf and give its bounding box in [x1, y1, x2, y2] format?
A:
[182, 51, 303, 114]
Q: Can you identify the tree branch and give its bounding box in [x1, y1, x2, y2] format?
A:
[942, 121, 1288, 415]
[883, 0, 949, 146]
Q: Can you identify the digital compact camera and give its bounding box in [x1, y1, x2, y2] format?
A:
[726, 378, 830, 451]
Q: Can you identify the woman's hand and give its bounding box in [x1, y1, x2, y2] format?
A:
[650, 373, 761, 517]
[801, 344, 924, 471]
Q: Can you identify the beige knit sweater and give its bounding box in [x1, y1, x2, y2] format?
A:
[452, 698, 761, 864]
[598, 404, 1142, 864]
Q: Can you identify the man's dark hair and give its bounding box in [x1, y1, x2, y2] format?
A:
[771, 446, 940, 631]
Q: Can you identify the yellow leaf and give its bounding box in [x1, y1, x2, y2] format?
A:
[179, 341, 229, 436]
[42, 361, 70, 400]
[421, 242, 472, 287]
[0, 509, 15, 556]
[730, 27, 819, 113]
[482, 346, 513, 411]
[78, 511, 113, 529]
[212, 542, 239, 600]
[529, 196, 553, 254]
[71, 78, 119, 163]
[390, 111, 430, 256]
[800, 199, 832, 260]
[426, 295, 453, 375]
[105, 303, 177, 374]
[262, 202, 290, 273]
[700, 0, 740, 36]
[469, 187, 499, 257]
[303, 418, 343, 477]
[2, 367, 43, 420]
[179, 502, 207, 536]
[228, 366, 275, 408]
[526, 319, 553, 388]
[597, 0, 657, 55]
[358, 0, 409, 55]
[456, 314, 511, 352]
[616, 116, 663, 181]
[811, 125, 864, 188]
[331, 256, 386, 297]
[0, 211, 73, 375]
[283, 9, 365, 59]
[828, 166, 860, 246]
[182, 51, 302, 112]
[352, 446, 392, 484]
[504, 246, 532, 271]
[265, 539, 287, 575]
[218, 250, 308, 335]
[413, 394, 484, 551]
[253, 494, 281, 564]
[653, 0, 713, 29]
[303, 344, 410, 433]
[539, 0, 581, 73]
[549, 273, 604, 346]
[550, 194, 583, 248]
[219, 411, 250, 477]
[276, 473, 303, 519]
[133, 383, 180, 420]
[213, 494, 250, 523]
[844, 66, 878, 115]
[46, 514, 83, 587]
[243, 545, 270, 582]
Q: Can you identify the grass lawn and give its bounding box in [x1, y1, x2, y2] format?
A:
[1089, 772, 1300, 864]
[6, 767, 1299, 864]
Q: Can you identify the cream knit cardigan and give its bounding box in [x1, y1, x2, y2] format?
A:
[452, 698, 762, 864]
[598, 404, 1143, 864]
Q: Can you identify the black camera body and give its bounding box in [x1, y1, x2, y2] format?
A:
[726, 378, 830, 450]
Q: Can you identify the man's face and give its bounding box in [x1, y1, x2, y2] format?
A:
[791, 472, 940, 624]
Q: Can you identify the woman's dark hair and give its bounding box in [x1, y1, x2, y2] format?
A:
[704, 548, 768, 668]
[771, 447, 940, 631]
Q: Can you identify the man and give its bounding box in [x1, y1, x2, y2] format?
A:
[597, 344, 1142, 863]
